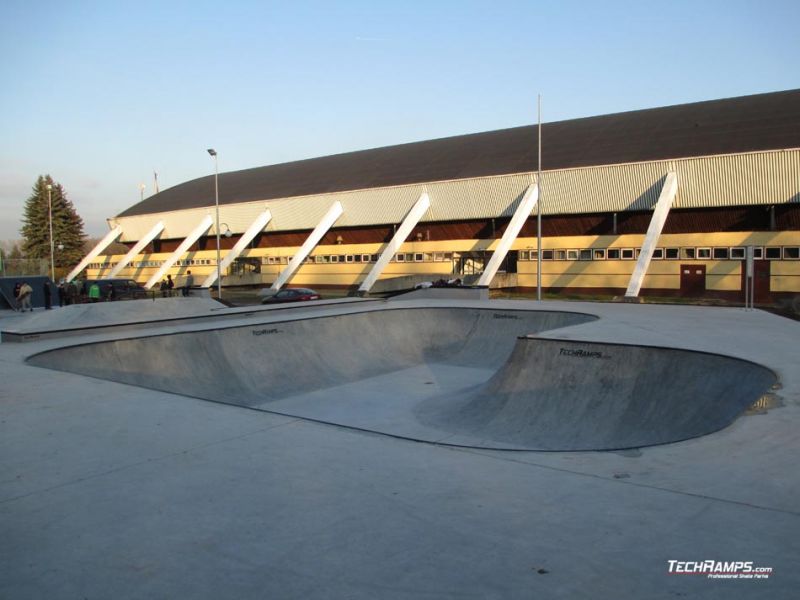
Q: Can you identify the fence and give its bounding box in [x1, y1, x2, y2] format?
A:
[0, 258, 51, 278]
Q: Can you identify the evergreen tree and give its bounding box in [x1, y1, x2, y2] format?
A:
[20, 175, 86, 270]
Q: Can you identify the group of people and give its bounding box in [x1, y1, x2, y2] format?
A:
[12, 280, 59, 311]
[157, 271, 193, 297]
[158, 274, 176, 297]
[10, 271, 196, 312]
[56, 279, 113, 305]
[12, 279, 107, 311]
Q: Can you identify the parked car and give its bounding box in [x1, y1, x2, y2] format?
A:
[86, 279, 148, 301]
[261, 288, 321, 304]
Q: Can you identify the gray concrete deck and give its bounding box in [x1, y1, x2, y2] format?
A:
[1, 298, 798, 598]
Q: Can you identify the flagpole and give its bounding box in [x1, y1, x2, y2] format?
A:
[537, 94, 542, 301]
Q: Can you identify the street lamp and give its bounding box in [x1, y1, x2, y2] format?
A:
[46, 183, 55, 282]
[207, 148, 222, 300]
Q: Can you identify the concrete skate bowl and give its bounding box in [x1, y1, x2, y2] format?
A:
[26, 306, 776, 451]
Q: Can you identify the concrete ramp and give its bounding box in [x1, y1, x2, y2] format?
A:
[417, 338, 777, 450]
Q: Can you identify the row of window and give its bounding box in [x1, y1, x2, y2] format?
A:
[264, 252, 450, 264]
[86, 246, 800, 272]
[519, 246, 800, 261]
[86, 258, 213, 269]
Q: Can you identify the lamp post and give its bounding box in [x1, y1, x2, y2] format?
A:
[46, 183, 55, 282]
[207, 148, 222, 300]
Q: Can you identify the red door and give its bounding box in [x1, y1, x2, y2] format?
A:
[680, 264, 706, 297]
[753, 261, 771, 303]
[739, 260, 771, 304]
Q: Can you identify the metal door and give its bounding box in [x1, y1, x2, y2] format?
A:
[680, 264, 706, 297]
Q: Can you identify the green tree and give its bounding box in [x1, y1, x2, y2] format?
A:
[20, 175, 86, 271]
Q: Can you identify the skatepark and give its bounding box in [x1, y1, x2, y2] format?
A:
[1, 294, 798, 598]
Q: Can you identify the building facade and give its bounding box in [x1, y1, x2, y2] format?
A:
[81, 89, 800, 302]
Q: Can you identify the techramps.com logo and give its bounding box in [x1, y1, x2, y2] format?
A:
[667, 560, 773, 580]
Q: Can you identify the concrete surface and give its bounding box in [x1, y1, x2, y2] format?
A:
[1, 298, 799, 599]
[418, 337, 776, 450]
[0, 295, 377, 342]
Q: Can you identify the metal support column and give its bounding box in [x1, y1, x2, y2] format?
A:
[478, 183, 539, 287]
[65, 226, 124, 283]
[358, 193, 431, 294]
[108, 221, 165, 278]
[271, 202, 344, 291]
[202, 209, 273, 288]
[624, 172, 678, 298]
[144, 215, 213, 289]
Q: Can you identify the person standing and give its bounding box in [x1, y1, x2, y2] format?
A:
[18, 281, 33, 312]
[57, 281, 66, 307]
[182, 270, 193, 297]
[43, 280, 52, 310]
[13, 282, 21, 311]
[167, 274, 174, 297]
[67, 281, 79, 305]
[89, 282, 101, 303]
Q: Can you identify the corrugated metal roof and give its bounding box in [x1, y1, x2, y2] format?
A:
[110, 149, 800, 242]
[118, 89, 800, 219]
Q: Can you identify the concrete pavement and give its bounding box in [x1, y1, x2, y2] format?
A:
[1, 297, 798, 598]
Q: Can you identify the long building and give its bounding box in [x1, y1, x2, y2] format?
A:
[79, 89, 800, 302]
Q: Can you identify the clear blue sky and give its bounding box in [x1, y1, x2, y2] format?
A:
[1, 0, 798, 241]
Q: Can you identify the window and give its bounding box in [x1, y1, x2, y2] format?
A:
[765, 247, 781, 260]
[542, 250, 554, 260]
[681, 248, 696, 259]
[405, 253, 414, 262]
[635, 248, 642, 259]
[414, 253, 424, 262]
[730, 247, 745, 260]
[621, 248, 634, 260]
[345, 255, 355, 263]
[330, 255, 340, 263]
[555, 250, 567, 261]
[395, 253, 405, 262]
[567, 249, 579, 261]
[712, 248, 729, 260]
[783, 247, 799, 260]
[314, 256, 323, 264]
[371, 254, 379, 262]
[697, 248, 711, 259]
[753, 247, 763, 260]
[433, 252, 444, 262]
[354, 255, 362, 263]
[607, 249, 620, 260]
[443, 252, 453, 261]
[593, 249, 606, 260]
[579, 249, 592, 261]
[652, 248, 664, 260]
[362, 254, 372, 262]
[519, 250, 529, 260]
